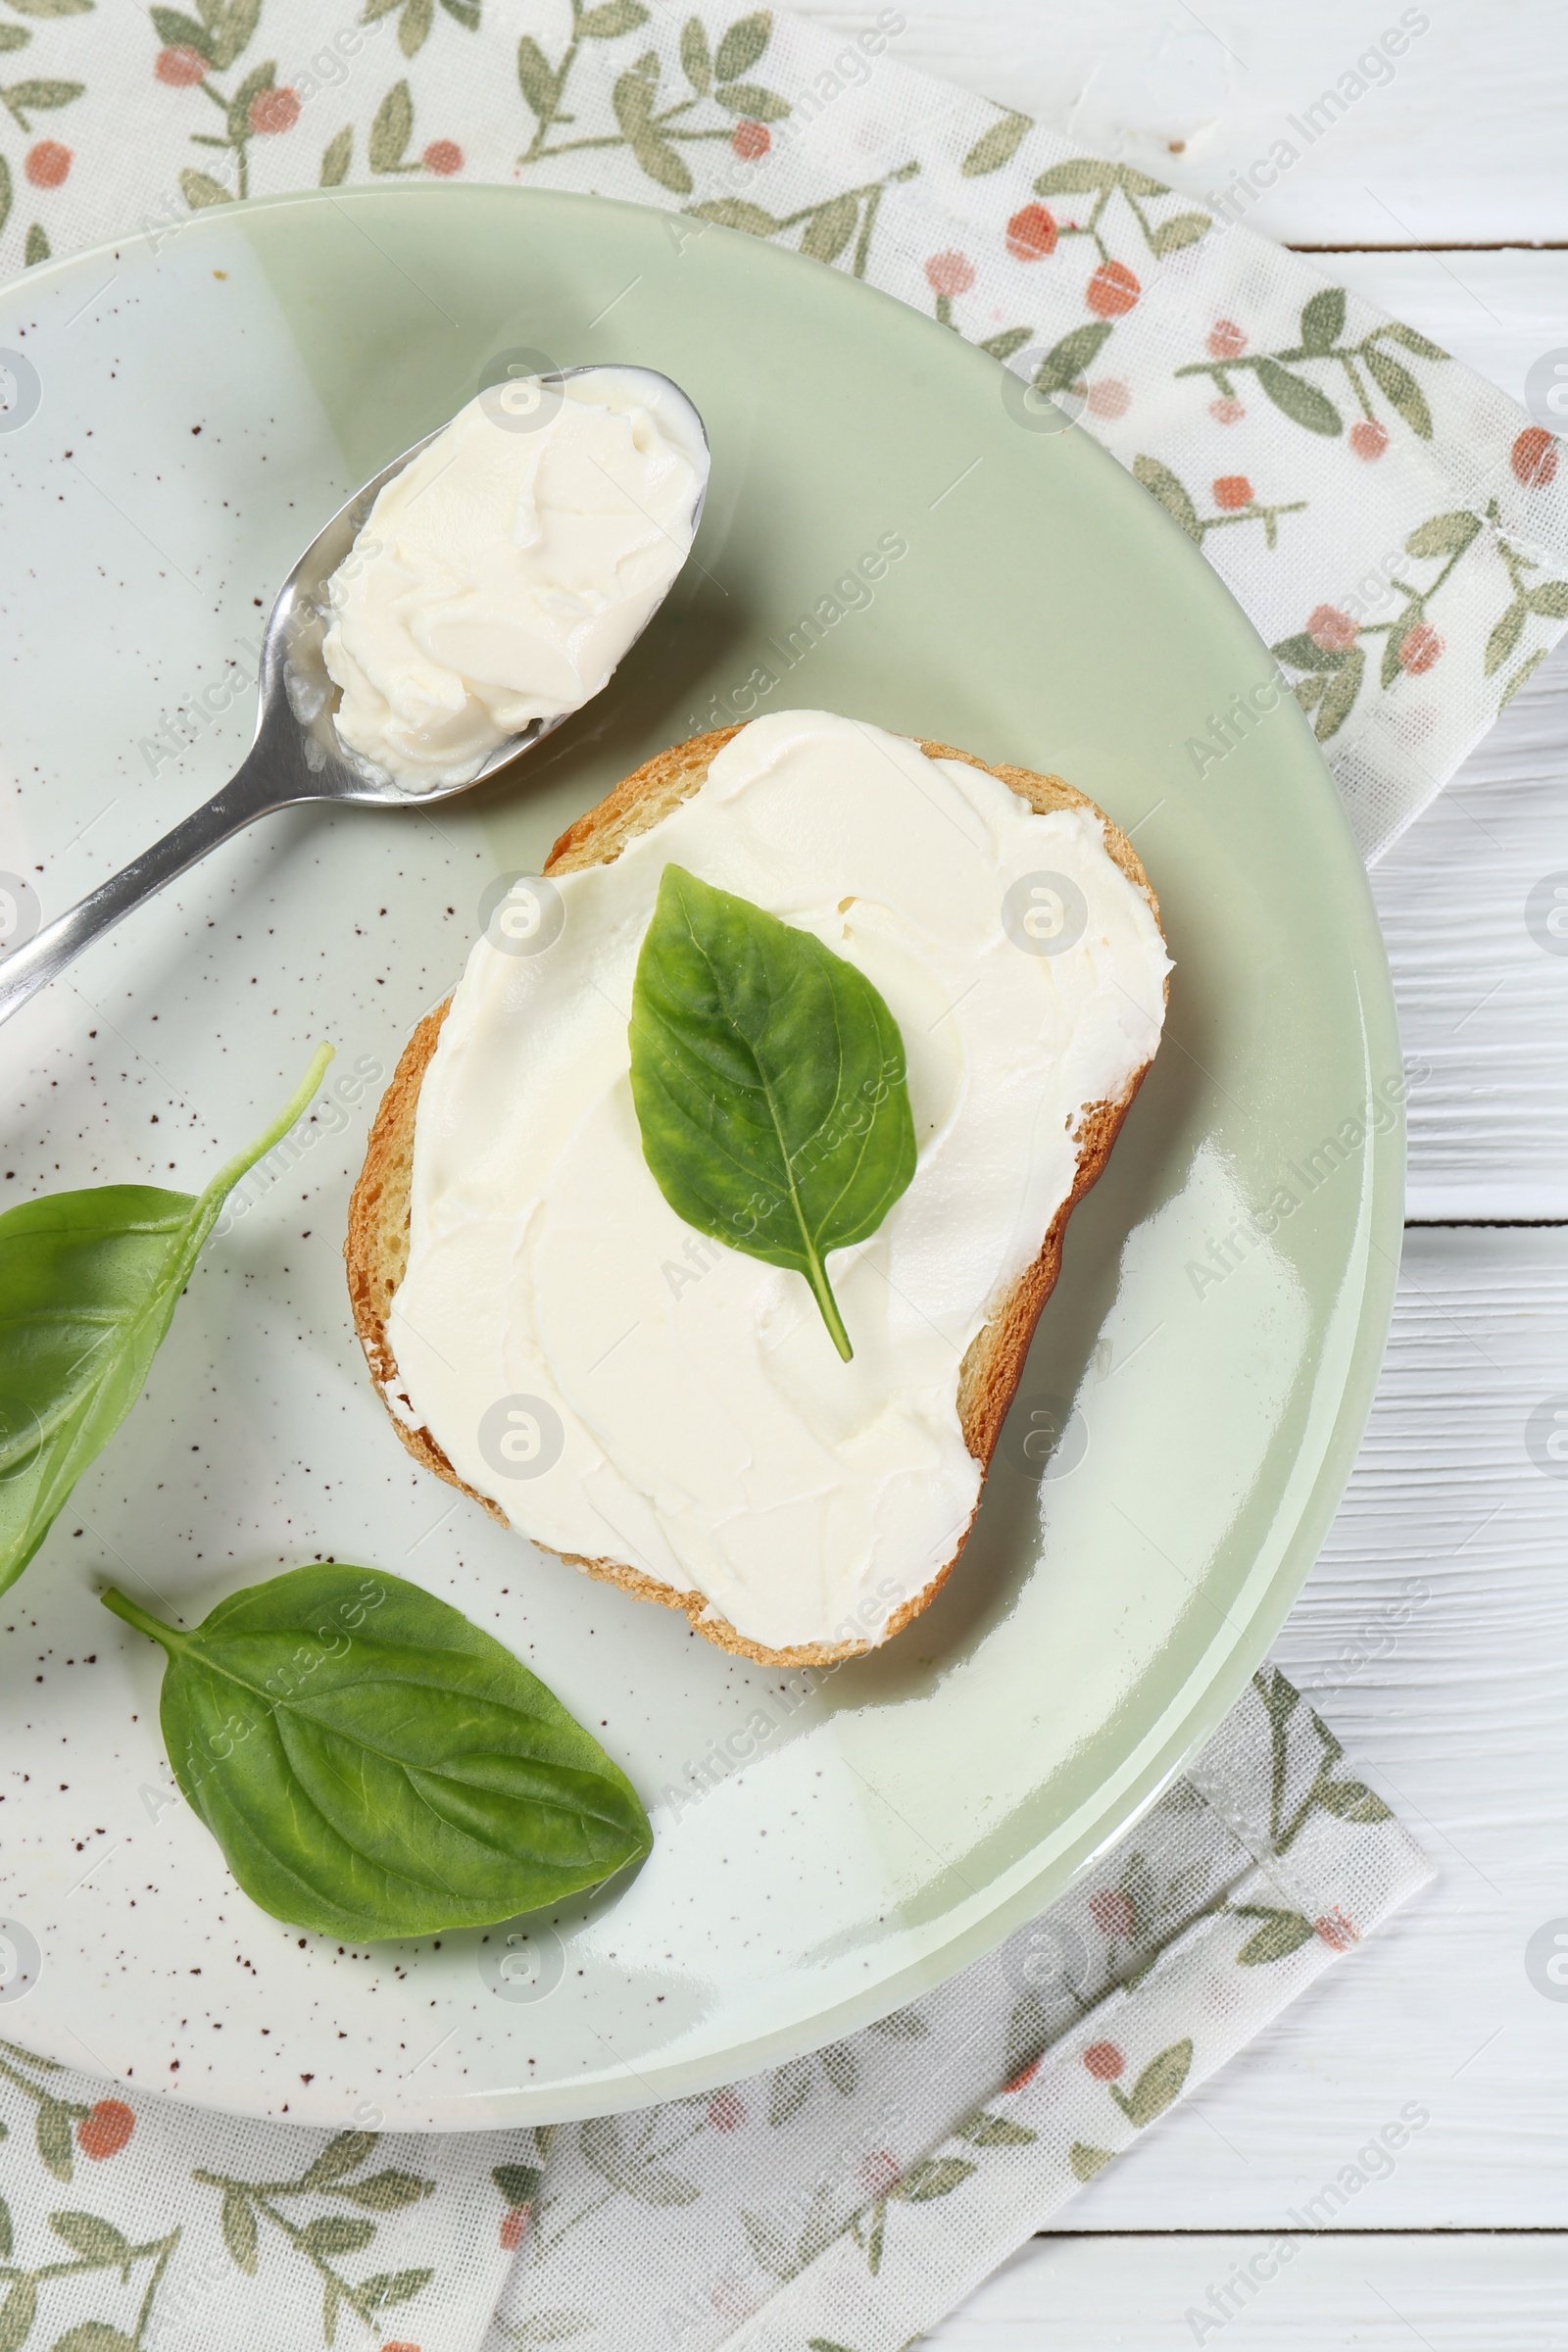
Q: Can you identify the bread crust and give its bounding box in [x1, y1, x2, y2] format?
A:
[345, 726, 1165, 1666]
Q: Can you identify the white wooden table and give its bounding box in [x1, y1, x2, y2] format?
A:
[793, 1, 1568, 2337]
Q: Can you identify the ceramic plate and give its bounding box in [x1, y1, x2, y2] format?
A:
[0, 188, 1401, 2130]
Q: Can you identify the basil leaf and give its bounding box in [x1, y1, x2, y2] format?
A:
[0, 1046, 332, 1596]
[102, 1565, 651, 1940]
[628, 865, 916, 1360]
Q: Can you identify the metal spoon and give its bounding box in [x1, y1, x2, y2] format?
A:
[0, 365, 709, 1029]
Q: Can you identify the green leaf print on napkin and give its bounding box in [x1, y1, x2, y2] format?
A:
[514, 2, 789, 194]
[1176, 289, 1448, 442]
[1106, 2038, 1193, 2128]
[1232, 1905, 1319, 1966]
[195, 2132, 434, 2345]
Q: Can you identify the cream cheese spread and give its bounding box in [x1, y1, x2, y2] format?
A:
[321, 367, 708, 792]
[386, 710, 1171, 1653]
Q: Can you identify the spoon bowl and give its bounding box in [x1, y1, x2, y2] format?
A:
[0, 364, 708, 1026]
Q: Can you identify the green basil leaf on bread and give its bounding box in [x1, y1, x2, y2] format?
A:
[628, 865, 916, 1359]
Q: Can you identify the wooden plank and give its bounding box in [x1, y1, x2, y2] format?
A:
[1378, 651, 1568, 1221]
[786, 1, 1568, 246]
[924, 2230, 1568, 2347]
[995, 1227, 1568, 2230]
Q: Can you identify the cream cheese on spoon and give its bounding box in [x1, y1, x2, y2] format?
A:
[386, 710, 1171, 1656]
[322, 368, 708, 792]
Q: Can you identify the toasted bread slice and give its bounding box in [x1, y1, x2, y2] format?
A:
[345, 726, 1165, 1666]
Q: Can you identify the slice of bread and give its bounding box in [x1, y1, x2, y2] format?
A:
[345, 725, 1166, 1668]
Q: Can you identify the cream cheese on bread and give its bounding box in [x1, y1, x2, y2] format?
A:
[385, 710, 1170, 1653]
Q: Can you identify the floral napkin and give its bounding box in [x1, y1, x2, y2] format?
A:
[0, 0, 1533, 2344]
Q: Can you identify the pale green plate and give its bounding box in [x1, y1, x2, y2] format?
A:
[0, 187, 1400, 2129]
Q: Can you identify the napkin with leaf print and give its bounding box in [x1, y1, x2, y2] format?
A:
[0, 1, 1500, 2344]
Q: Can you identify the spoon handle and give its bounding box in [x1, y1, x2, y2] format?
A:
[0, 760, 285, 1030]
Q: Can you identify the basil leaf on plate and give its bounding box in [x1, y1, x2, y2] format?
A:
[628, 864, 916, 1360]
[0, 1045, 333, 1596]
[102, 1564, 652, 1942]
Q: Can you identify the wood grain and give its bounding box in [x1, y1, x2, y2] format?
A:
[786, 0, 1568, 245]
[922, 2231, 1568, 2346]
[1378, 658, 1568, 1220]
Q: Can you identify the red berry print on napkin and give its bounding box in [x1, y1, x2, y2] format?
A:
[1006, 202, 1057, 259]
[423, 140, 463, 175]
[1513, 425, 1559, 488]
[77, 2099, 134, 2160]
[731, 120, 770, 160]
[1089, 1888, 1136, 1936]
[156, 45, 207, 86]
[1087, 260, 1139, 317]
[24, 142, 70, 189]
[1398, 622, 1444, 674]
[1307, 605, 1359, 652]
[249, 86, 299, 135]
[925, 250, 975, 300]
[1082, 2040, 1124, 2080]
